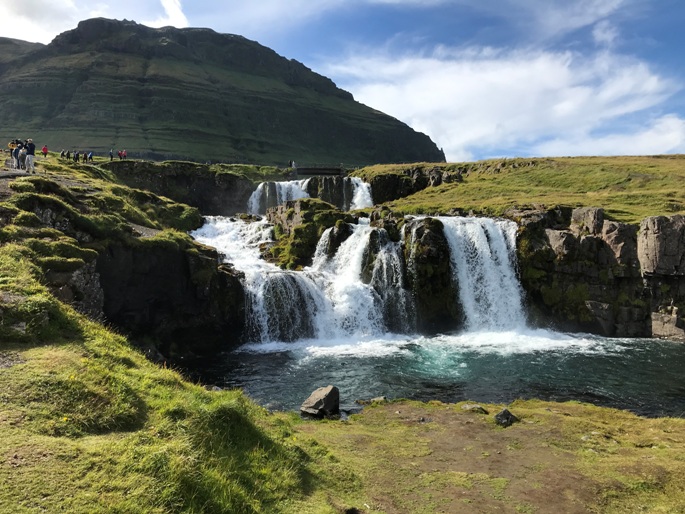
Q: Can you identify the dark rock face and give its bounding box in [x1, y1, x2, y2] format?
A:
[103, 160, 255, 216]
[0, 18, 445, 165]
[96, 240, 245, 358]
[403, 217, 462, 333]
[516, 207, 685, 339]
[303, 176, 358, 211]
[365, 165, 463, 204]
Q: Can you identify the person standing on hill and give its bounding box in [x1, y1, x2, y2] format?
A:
[25, 139, 36, 173]
[11, 144, 20, 169]
[41, 144, 48, 158]
[18, 147, 27, 170]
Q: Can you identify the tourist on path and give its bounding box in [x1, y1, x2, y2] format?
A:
[25, 139, 36, 173]
[41, 144, 48, 158]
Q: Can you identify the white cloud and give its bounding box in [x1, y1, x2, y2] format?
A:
[143, 0, 189, 28]
[534, 115, 685, 156]
[593, 19, 619, 47]
[518, 0, 627, 39]
[0, 0, 181, 43]
[325, 46, 683, 161]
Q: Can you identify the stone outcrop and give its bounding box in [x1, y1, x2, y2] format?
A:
[364, 165, 464, 205]
[265, 198, 355, 269]
[516, 207, 685, 340]
[103, 160, 255, 216]
[96, 238, 245, 358]
[638, 215, 685, 275]
[403, 217, 461, 333]
[303, 176, 359, 211]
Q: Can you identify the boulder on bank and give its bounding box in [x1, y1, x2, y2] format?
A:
[301, 385, 340, 418]
[494, 408, 519, 428]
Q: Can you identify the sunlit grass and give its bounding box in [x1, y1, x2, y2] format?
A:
[357, 155, 685, 223]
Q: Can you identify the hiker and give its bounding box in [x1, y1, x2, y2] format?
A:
[11, 144, 20, 169]
[60, 149, 65, 158]
[65, 150, 71, 160]
[109, 149, 113, 161]
[18, 147, 27, 170]
[122, 149, 127, 159]
[25, 138, 36, 173]
[117, 150, 122, 160]
[74, 151, 79, 163]
[87, 151, 93, 162]
[41, 144, 48, 158]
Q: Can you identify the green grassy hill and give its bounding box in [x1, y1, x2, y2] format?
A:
[355, 154, 685, 223]
[0, 18, 444, 167]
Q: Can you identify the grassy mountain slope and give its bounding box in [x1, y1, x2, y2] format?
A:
[0, 18, 444, 166]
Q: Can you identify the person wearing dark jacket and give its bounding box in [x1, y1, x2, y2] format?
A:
[25, 139, 36, 173]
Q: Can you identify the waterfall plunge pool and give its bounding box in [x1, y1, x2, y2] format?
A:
[188, 329, 685, 418]
[189, 216, 685, 418]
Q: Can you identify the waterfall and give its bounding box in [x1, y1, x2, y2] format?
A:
[191, 214, 524, 344]
[438, 217, 525, 331]
[349, 177, 373, 210]
[247, 177, 373, 213]
[247, 179, 310, 214]
[369, 230, 416, 333]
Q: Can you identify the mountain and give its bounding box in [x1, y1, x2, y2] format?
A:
[0, 18, 445, 166]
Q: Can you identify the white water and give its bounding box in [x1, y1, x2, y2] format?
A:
[247, 179, 310, 214]
[439, 217, 525, 331]
[190, 216, 685, 417]
[247, 176, 374, 214]
[348, 177, 373, 210]
[192, 215, 527, 347]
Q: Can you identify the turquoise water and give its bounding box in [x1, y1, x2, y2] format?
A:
[191, 329, 685, 417]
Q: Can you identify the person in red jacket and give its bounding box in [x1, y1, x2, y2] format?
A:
[41, 145, 48, 158]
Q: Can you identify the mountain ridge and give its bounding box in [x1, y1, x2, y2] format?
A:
[0, 18, 445, 166]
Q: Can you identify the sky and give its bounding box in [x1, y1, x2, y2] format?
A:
[2, 0, 685, 162]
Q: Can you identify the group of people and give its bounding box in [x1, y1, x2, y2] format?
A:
[59, 149, 94, 162]
[110, 149, 127, 160]
[8, 138, 45, 173]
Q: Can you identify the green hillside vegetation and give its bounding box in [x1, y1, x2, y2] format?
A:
[355, 155, 685, 223]
[2, 154, 685, 512]
[0, 18, 444, 166]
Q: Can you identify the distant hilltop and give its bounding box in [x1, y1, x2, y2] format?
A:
[0, 18, 445, 165]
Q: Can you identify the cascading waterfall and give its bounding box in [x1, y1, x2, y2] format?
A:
[368, 230, 416, 333]
[247, 179, 310, 214]
[439, 216, 524, 331]
[192, 215, 523, 343]
[348, 177, 373, 210]
[247, 176, 374, 214]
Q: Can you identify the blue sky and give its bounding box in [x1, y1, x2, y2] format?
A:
[3, 0, 685, 161]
